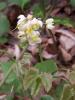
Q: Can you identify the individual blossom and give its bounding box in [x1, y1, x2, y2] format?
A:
[27, 14, 33, 20]
[25, 20, 33, 34]
[27, 31, 42, 45]
[18, 31, 26, 43]
[17, 15, 27, 31]
[31, 18, 43, 30]
[46, 18, 55, 30]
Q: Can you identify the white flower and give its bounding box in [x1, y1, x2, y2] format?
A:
[18, 31, 26, 42]
[17, 15, 26, 25]
[38, 20, 43, 27]
[31, 18, 43, 28]
[17, 15, 26, 31]
[46, 18, 54, 29]
[46, 18, 54, 24]
[32, 30, 40, 36]
[18, 31, 25, 37]
[17, 14, 42, 46]
[28, 31, 42, 45]
[27, 14, 33, 20]
[46, 24, 54, 30]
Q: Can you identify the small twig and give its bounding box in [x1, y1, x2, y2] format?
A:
[46, 28, 58, 53]
[19, 42, 28, 60]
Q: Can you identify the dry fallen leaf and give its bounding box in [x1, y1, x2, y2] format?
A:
[59, 35, 75, 51]
[59, 45, 72, 62]
[42, 50, 57, 59]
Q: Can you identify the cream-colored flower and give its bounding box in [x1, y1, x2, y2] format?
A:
[17, 15, 26, 24]
[46, 18, 54, 24]
[46, 18, 54, 29]
[17, 15, 27, 31]
[46, 24, 54, 30]
[17, 14, 42, 46]
[31, 18, 43, 29]
[18, 31, 26, 43]
[27, 14, 33, 20]
[18, 31, 25, 37]
[28, 31, 42, 45]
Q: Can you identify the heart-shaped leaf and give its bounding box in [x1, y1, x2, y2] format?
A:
[35, 60, 57, 74]
[41, 73, 52, 92]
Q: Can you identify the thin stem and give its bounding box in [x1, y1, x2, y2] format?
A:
[16, 61, 25, 97]
[46, 28, 58, 53]
[19, 42, 28, 60]
[39, 44, 43, 62]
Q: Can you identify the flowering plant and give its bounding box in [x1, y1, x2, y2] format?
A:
[17, 14, 54, 46]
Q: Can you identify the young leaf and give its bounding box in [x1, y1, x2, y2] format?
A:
[68, 70, 75, 84]
[0, 60, 16, 84]
[41, 73, 52, 92]
[60, 84, 73, 100]
[35, 60, 57, 74]
[31, 78, 41, 96]
[23, 69, 39, 90]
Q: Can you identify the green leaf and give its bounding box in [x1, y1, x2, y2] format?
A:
[0, 2, 7, 11]
[69, 70, 75, 84]
[70, 0, 75, 7]
[0, 60, 14, 74]
[32, 3, 44, 18]
[0, 84, 13, 93]
[8, 0, 22, 6]
[0, 14, 10, 36]
[0, 60, 16, 84]
[55, 81, 65, 100]
[60, 84, 73, 100]
[31, 78, 41, 96]
[23, 68, 39, 90]
[6, 95, 14, 100]
[35, 60, 57, 74]
[54, 17, 74, 27]
[40, 95, 54, 100]
[0, 36, 8, 44]
[41, 73, 52, 92]
[21, 0, 30, 8]
[8, 0, 30, 8]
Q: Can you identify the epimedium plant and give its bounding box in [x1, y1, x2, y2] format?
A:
[0, 13, 75, 100]
[0, 1, 75, 100]
[0, 14, 57, 99]
[0, 14, 75, 100]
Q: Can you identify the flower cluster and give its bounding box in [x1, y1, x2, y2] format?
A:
[17, 14, 54, 46]
[17, 14, 43, 45]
